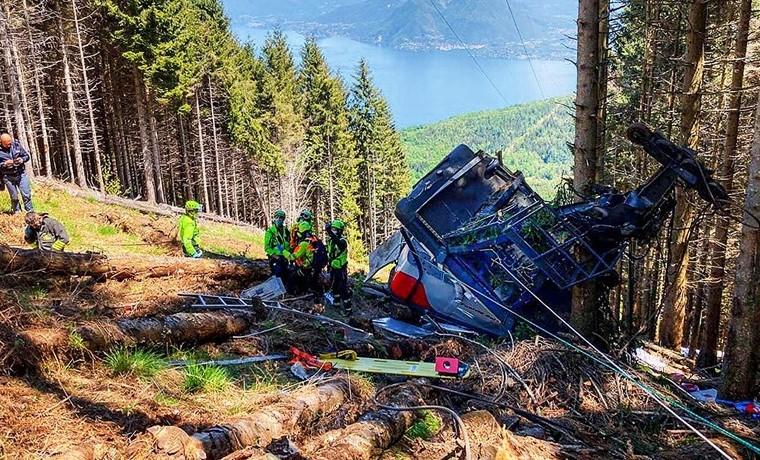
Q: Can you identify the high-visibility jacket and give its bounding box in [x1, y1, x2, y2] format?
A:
[293, 235, 317, 268]
[178, 213, 200, 256]
[327, 236, 348, 270]
[264, 223, 290, 258]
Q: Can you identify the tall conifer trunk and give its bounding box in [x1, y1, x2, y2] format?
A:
[658, 0, 707, 349]
[697, 0, 751, 369]
[720, 91, 760, 398]
[571, 0, 602, 336]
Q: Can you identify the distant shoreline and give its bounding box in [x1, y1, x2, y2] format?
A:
[231, 18, 575, 61]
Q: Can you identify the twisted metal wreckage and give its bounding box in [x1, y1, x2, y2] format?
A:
[369, 123, 728, 337]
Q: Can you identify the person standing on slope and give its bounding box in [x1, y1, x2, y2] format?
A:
[264, 209, 291, 280]
[179, 200, 203, 258]
[0, 133, 33, 214]
[289, 209, 315, 250]
[325, 219, 351, 315]
[289, 220, 325, 301]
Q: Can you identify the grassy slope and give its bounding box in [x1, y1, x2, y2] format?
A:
[401, 97, 573, 199]
[0, 181, 265, 259]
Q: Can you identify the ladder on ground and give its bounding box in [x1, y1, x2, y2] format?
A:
[179, 293, 252, 309]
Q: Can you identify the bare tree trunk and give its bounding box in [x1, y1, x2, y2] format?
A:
[133, 69, 156, 203]
[658, 0, 706, 349]
[697, 0, 751, 369]
[720, 91, 760, 399]
[23, 0, 52, 177]
[5, 3, 39, 176]
[0, 4, 30, 150]
[195, 92, 210, 208]
[208, 81, 224, 216]
[571, 0, 602, 336]
[70, 0, 103, 191]
[178, 112, 193, 200]
[113, 71, 132, 194]
[58, 9, 86, 186]
[146, 93, 165, 203]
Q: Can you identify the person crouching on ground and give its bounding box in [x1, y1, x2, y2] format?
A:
[264, 209, 291, 281]
[179, 200, 203, 258]
[24, 212, 69, 251]
[326, 219, 351, 315]
[0, 133, 33, 214]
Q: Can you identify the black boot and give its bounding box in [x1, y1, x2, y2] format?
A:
[10, 200, 20, 214]
[341, 300, 353, 317]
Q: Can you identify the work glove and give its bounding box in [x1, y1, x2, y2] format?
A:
[276, 244, 284, 252]
[192, 250, 203, 258]
[51, 240, 66, 252]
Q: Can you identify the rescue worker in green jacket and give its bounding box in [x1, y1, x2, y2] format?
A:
[325, 219, 351, 315]
[24, 212, 69, 251]
[289, 209, 315, 250]
[178, 200, 202, 258]
[264, 209, 291, 280]
[289, 220, 325, 298]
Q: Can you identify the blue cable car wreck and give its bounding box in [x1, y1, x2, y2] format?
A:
[369, 124, 727, 337]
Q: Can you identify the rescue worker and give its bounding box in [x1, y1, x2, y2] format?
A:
[325, 219, 351, 315]
[288, 220, 325, 298]
[178, 200, 202, 258]
[0, 133, 33, 213]
[264, 209, 291, 280]
[289, 209, 315, 249]
[24, 212, 69, 251]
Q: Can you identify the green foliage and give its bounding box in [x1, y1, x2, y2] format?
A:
[154, 392, 180, 407]
[68, 331, 86, 351]
[401, 97, 573, 199]
[513, 321, 536, 341]
[105, 348, 166, 378]
[405, 410, 443, 440]
[97, 225, 119, 236]
[349, 60, 411, 251]
[183, 364, 231, 393]
[101, 166, 124, 196]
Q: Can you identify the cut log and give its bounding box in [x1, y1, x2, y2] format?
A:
[296, 385, 425, 460]
[144, 379, 352, 460]
[0, 244, 268, 281]
[19, 308, 262, 359]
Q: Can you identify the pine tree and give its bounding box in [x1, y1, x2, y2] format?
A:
[259, 30, 305, 218]
[300, 38, 363, 258]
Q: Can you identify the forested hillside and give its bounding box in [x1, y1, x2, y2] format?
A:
[0, 0, 408, 259]
[401, 97, 573, 198]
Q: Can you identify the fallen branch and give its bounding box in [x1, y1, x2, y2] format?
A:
[144, 378, 352, 460]
[0, 244, 268, 281]
[294, 384, 425, 460]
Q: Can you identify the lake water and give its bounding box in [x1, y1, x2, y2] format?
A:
[232, 27, 577, 128]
